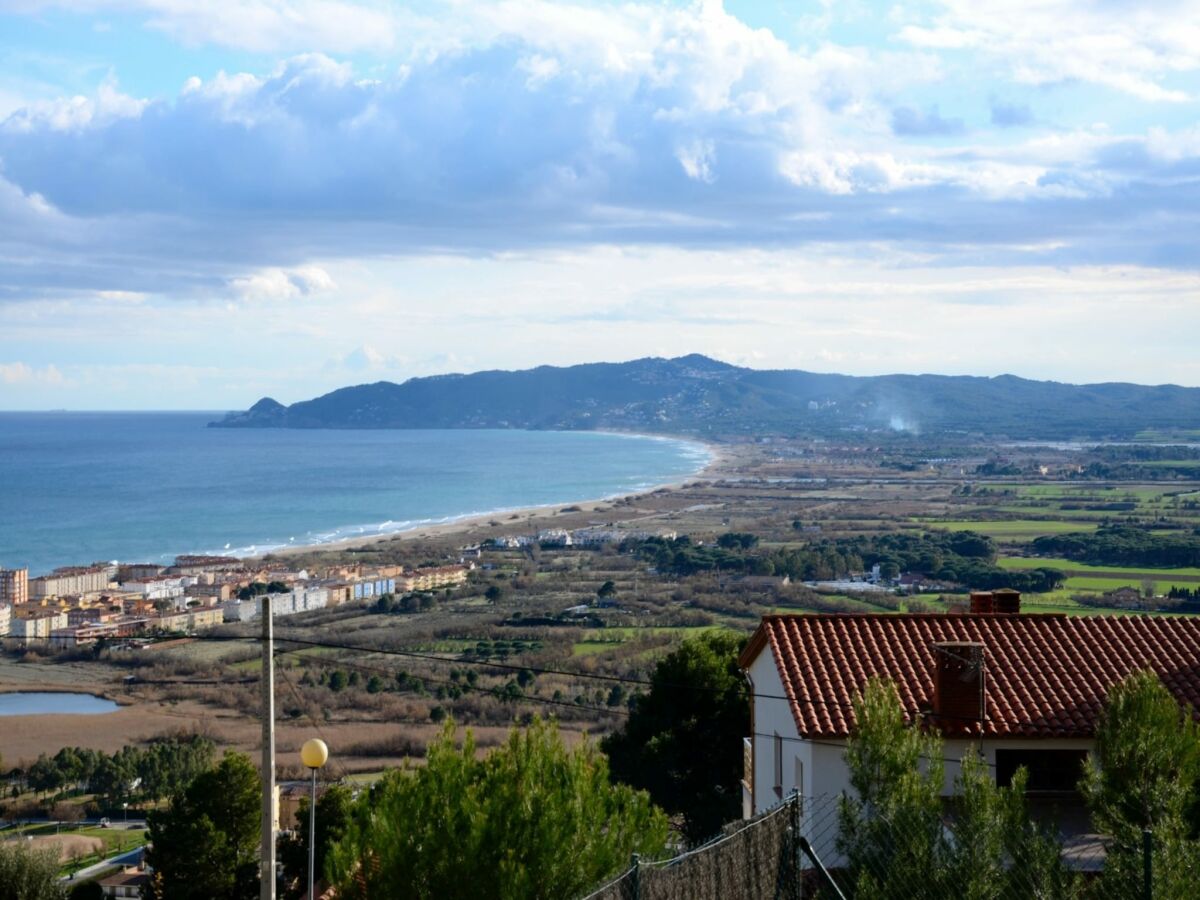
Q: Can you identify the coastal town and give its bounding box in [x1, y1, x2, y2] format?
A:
[0, 557, 471, 648]
[0, 524, 685, 650]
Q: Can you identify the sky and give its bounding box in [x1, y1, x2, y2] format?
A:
[1, 0, 1199, 410]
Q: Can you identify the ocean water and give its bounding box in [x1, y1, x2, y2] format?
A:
[0, 413, 710, 576]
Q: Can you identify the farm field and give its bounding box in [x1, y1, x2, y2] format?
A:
[921, 519, 1097, 539]
[997, 557, 1200, 579]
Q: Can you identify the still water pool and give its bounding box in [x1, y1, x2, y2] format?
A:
[0, 692, 120, 716]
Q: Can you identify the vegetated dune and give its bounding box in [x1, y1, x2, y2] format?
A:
[25, 833, 104, 862]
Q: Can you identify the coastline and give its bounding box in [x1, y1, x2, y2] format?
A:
[258, 432, 731, 564]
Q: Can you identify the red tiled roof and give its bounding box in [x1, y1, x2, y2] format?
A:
[740, 613, 1200, 739]
[99, 871, 150, 887]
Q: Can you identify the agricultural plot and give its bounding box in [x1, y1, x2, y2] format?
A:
[997, 557, 1200, 579]
[570, 625, 729, 657]
[921, 519, 1098, 539]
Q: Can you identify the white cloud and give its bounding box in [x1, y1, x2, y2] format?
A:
[0, 0, 1196, 306]
[229, 265, 336, 301]
[675, 139, 717, 183]
[899, 0, 1200, 102]
[6, 0, 403, 54]
[1, 77, 145, 133]
[0, 361, 66, 385]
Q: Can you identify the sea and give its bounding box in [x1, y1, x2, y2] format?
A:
[0, 412, 711, 577]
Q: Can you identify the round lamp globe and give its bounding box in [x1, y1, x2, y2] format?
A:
[300, 738, 329, 770]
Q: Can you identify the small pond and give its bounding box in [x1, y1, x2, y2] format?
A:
[0, 692, 120, 716]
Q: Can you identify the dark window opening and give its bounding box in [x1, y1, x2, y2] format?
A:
[995, 749, 1087, 793]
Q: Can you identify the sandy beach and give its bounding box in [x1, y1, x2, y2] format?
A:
[259, 433, 738, 564]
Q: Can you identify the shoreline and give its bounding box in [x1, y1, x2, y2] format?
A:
[259, 433, 730, 563]
[11, 428, 723, 576]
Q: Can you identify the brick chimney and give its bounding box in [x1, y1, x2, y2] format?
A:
[932, 642, 986, 722]
[992, 588, 1021, 614]
[969, 591, 994, 614]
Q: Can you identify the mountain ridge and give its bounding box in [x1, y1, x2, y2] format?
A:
[209, 355, 1200, 439]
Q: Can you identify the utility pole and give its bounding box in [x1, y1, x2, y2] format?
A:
[261, 594, 276, 900]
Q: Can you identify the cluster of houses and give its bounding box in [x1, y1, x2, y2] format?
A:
[489, 526, 678, 549]
[0, 557, 470, 648]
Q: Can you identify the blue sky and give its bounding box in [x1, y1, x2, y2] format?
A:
[2, 0, 1199, 409]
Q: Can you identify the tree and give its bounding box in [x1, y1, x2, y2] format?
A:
[138, 735, 215, 802]
[837, 679, 946, 899]
[327, 719, 668, 900]
[28, 754, 64, 798]
[601, 631, 748, 843]
[278, 783, 354, 899]
[484, 584, 504, 604]
[53, 747, 84, 793]
[0, 843, 64, 900]
[1082, 670, 1200, 898]
[838, 679, 1078, 900]
[145, 752, 261, 900]
[91, 753, 135, 809]
[328, 670, 348, 692]
[596, 580, 617, 599]
[52, 800, 84, 830]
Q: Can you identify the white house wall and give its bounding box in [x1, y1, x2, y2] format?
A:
[747, 649, 804, 814]
[747, 644, 1097, 869]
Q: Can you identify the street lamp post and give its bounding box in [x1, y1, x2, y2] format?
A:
[300, 738, 329, 900]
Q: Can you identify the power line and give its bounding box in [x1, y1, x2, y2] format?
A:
[275, 660, 352, 783]
[138, 637, 999, 770]
[297, 651, 632, 722]
[169, 632, 1083, 732]
[4, 628, 1099, 739]
[258, 633, 1053, 731]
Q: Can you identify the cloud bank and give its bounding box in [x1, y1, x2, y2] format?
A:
[0, 0, 1197, 303]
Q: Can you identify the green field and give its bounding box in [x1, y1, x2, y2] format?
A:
[0, 822, 148, 875]
[999, 484, 1173, 501]
[997, 557, 1200, 579]
[570, 625, 727, 657]
[923, 519, 1098, 538]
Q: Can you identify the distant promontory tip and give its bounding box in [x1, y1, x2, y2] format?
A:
[209, 396, 288, 428]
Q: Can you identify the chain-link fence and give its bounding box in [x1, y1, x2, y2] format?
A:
[579, 799, 798, 900]
[577, 794, 1191, 900]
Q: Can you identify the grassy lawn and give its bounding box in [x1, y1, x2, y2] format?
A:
[1, 822, 148, 876]
[922, 519, 1098, 538]
[997, 557, 1200, 578]
[571, 641, 619, 657]
[1063, 575, 1173, 593]
[570, 625, 727, 657]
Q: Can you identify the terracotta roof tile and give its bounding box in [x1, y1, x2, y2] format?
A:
[741, 613, 1200, 739]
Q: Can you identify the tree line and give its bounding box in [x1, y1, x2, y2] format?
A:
[628, 530, 1065, 592]
[1032, 524, 1200, 568]
[10, 734, 214, 811]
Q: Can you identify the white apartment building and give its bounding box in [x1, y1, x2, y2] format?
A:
[12, 609, 69, 641]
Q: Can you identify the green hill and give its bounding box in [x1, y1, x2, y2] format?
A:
[209, 354, 1200, 439]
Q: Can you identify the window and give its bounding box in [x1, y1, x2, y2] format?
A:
[773, 733, 783, 798]
[995, 749, 1087, 793]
